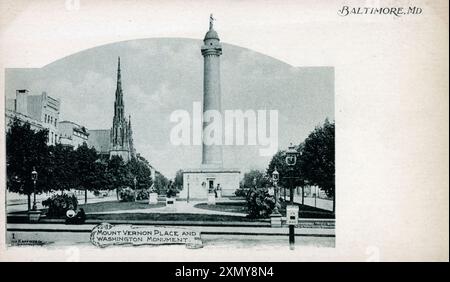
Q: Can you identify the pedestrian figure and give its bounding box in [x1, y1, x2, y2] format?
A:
[76, 208, 86, 224]
[65, 208, 86, 224]
[215, 183, 221, 198]
[65, 209, 76, 224]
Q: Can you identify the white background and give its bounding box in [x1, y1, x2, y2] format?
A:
[0, 0, 448, 261]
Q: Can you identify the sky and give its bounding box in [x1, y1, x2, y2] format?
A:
[5, 38, 334, 179]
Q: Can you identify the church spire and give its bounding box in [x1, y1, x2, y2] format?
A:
[116, 57, 123, 106]
[116, 57, 121, 87]
[110, 56, 133, 162]
[114, 56, 124, 120]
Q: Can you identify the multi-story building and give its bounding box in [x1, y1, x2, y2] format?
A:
[6, 89, 42, 131]
[8, 89, 30, 116]
[27, 91, 61, 145]
[58, 121, 89, 148]
[5, 109, 44, 132]
[5, 89, 61, 146]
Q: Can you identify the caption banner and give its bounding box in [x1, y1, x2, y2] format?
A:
[90, 223, 203, 248]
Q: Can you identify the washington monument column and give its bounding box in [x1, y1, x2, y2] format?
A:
[201, 14, 223, 168]
[180, 15, 240, 200]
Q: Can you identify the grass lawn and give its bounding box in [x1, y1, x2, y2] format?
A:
[7, 200, 164, 215]
[8, 198, 333, 223]
[79, 200, 165, 213]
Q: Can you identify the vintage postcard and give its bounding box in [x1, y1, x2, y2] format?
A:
[0, 0, 448, 262]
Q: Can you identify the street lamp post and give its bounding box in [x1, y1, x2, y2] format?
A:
[31, 167, 38, 211]
[285, 143, 299, 250]
[315, 186, 317, 207]
[268, 166, 283, 227]
[285, 143, 298, 204]
[302, 180, 308, 206]
[271, 168, 280, 215]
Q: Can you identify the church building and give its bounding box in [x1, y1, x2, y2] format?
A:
[88, 57, 135, 162]
[109, 57, 135, 161]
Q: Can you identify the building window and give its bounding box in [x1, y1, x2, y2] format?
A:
[44, 114, 47, 123]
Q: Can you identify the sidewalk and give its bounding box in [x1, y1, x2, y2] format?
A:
[7, 194, 118, 213]
[285, 195, 333, 211]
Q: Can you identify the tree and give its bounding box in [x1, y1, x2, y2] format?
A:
[6, 117, 169, 206]
[6, 118, 50, 210]
[299, 119, 335, 213]
[126, 157, 153, 190]
[153, 171, 169, 194]
[107, 156, 131, 200]
[47, 144, 77, 192]
[246, 188, 278, 218]
[241, 169, 270, 189]
[92, 158, 110, 193]
[74, 143, 105, 204]
[174, 169, 184, 190]
[266, 147, 306, 202]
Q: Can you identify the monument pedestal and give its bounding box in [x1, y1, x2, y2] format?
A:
[179, 168, 240, 201]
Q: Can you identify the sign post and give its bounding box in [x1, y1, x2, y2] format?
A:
[285, 143, 300, 249]
[286, 204, 299, 250]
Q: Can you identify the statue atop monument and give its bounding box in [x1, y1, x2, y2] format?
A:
[209, 13, 215, 30]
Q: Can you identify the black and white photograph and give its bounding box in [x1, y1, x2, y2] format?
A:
[0, 0, 448, 263]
